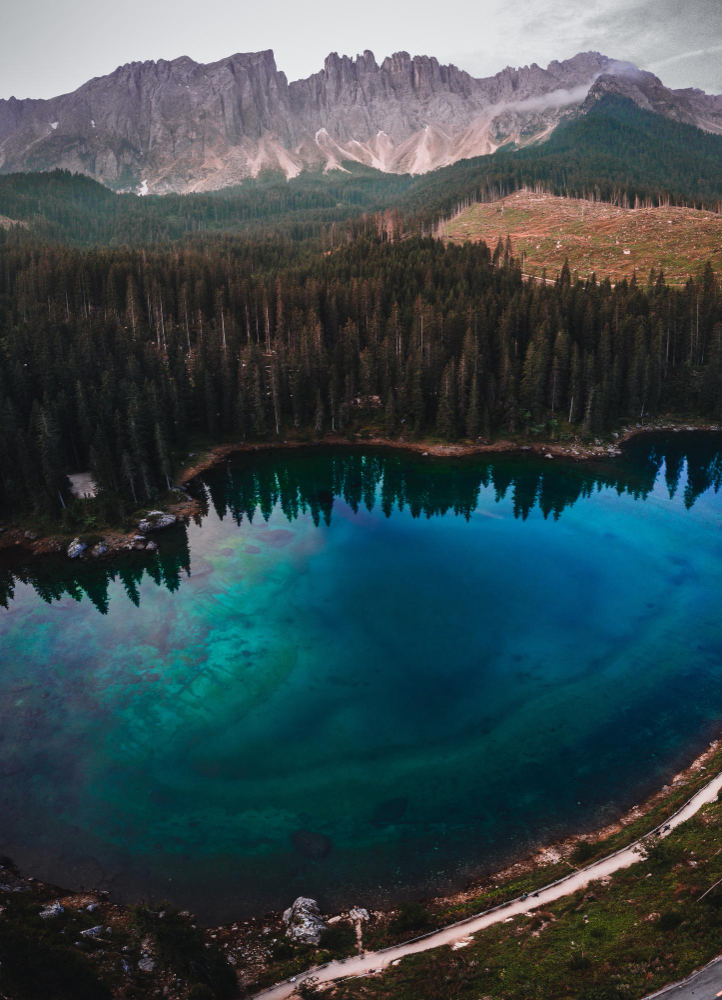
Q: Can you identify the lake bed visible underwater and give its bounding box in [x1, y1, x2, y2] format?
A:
[1, 434, 721, 921]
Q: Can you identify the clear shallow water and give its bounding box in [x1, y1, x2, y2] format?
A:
[1, 435, 721, 922]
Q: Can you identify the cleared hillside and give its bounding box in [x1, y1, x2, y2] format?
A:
[444, 191, 722, 282]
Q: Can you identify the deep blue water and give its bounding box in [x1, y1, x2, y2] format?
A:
[0, 434, 721, 921]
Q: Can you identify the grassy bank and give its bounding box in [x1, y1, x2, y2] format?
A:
[326, 795, 722, 1000]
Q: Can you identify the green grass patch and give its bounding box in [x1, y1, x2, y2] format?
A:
[328, 800, 722, 1000]
[129, 903, 237, 998]
[0, 891, 113, 1000]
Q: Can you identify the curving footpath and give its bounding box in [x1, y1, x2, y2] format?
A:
[253, 768, 722, 1000]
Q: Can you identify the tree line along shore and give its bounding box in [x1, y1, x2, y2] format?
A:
[0, 225, 719, 533]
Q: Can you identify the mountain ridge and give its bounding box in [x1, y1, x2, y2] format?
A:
[1, 49, 720, 194]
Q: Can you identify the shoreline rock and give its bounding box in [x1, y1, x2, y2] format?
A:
[138, 511, 177, 532]
[67, 538, 87, 559]
[282, 897, 327, 945]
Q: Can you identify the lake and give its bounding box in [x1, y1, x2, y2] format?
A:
[1, 434, 721, 922]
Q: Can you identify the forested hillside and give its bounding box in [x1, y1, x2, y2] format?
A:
[405, 96, 722, 229]
[0, 98, 720, 247]
[0, 92, 719, 526]
[0, 167, 410, 246]
[0, 228, 719, 522]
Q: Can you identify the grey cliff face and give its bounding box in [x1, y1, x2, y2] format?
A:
[581, 66, 697, 124]
[0, 49, 719, 193]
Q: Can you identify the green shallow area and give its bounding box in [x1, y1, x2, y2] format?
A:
[0, 435, 721, 922]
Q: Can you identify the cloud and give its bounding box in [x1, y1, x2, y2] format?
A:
[489, 62, 644, 116]
[503, 81, 596, 112]
[450, 0, 721, 94]
[648, 45, 722, 71]
[2, 0, 719, 101]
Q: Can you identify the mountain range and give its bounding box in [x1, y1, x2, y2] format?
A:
[1, 49, 721, 194]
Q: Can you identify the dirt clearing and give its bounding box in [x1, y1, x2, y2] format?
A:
[444, 190, 722, 283]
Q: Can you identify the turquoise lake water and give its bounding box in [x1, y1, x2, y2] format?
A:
[1, 435, 721, 922]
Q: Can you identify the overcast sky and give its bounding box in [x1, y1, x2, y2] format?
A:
[2, 0, 720, 100]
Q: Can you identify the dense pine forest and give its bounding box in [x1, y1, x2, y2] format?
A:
[0, 93, 720, 524]
[0, 222, 719, 522]
[0, 166, 411, 246]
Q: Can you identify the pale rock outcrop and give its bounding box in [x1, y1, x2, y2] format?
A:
[1, 50, 718, 192]
[67, 538, 87, 559]
[282, 897, 327, 945]
[138, 511, 177, 532]
[79, 924, 103, 938]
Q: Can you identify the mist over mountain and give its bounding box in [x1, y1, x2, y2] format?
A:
[0, 48, 720, 194]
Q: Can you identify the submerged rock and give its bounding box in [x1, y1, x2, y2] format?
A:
[372, 796, 408, 825]
[67, 538, 87, 559]
[137, 956, 156, 972]
[90, 543, 108, 557]
[138, 511, 177, 532]
[282, 897, 327, 945]
[291, 829, 332, 859]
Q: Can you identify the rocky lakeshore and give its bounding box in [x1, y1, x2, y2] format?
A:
[2, 735, 721, 1000]
[1, 420, 719, 566]
[0, 500, 195, 561]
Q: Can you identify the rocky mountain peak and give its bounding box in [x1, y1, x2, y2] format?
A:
[0, 48, 719, 193]
[584, 69, 697, 125]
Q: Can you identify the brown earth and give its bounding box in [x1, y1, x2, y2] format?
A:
[444, 191, 722, 284]
[0, 214, 24, 229]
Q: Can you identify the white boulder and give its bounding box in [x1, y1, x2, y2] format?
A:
[282, 897, 327, 945]
[67, 538, 87, 559]
[80, 924, 103, 938]
[138, 512, 177, 533]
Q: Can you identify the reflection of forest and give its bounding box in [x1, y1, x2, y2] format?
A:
[2, 435, 720, 613]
